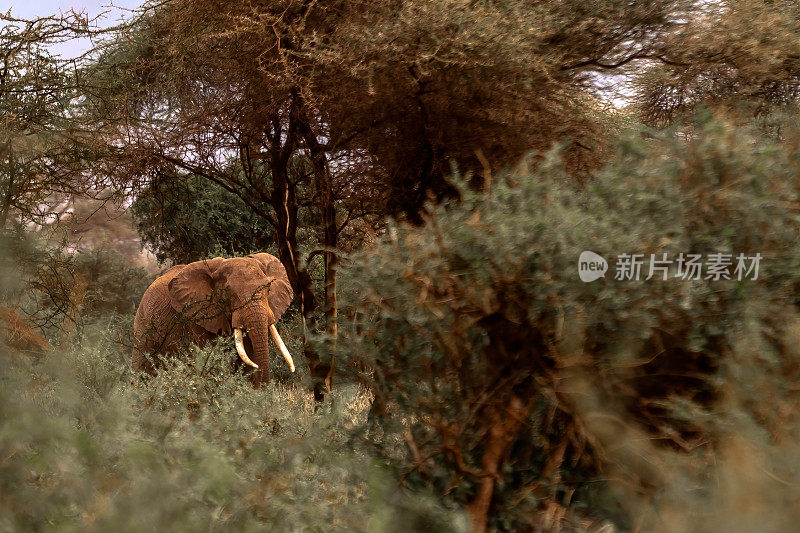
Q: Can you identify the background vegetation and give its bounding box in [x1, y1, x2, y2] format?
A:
[3, 1, 800, 531]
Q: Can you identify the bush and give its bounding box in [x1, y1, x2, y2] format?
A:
[0, 333, 464, 531]
[131, 176, 276, 265]
[0, 229, 153, 343]
[71, 247, 152, 319]
[0, 230, 463, 531]
[336, 113, 800, 531]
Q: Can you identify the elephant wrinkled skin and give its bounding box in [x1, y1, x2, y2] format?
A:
[132, 253, 294, 386]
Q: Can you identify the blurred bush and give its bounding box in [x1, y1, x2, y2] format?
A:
[336, 112, 800, 531]
[0, 227, 152, 346]
[0, 331, 463, 531]
[70, 247, 152, 319]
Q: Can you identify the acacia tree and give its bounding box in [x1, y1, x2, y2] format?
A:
[85, 0, 693, 393]
[632, 0, 800, 125]
[83, 1, 388, 391]
[0, 14, 85, 229]
[0, 13, 133, 341]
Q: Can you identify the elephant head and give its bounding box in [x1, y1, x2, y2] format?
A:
[167, 253, 294, 384]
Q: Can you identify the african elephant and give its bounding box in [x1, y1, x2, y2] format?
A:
[132, 253, 295, 386]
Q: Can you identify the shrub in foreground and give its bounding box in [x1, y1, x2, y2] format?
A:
[337, 115, 800, 531]
[0, 330, 464, 531]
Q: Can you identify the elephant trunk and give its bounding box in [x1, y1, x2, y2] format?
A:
[232, 301, 295, 386]
[241, 303, 273, 386]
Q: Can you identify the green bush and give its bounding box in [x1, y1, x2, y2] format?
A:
[0, 229, 152, 342]
[71, 247, 152, 319]
[0, 233, 464, 531]
[0, 332, 464, 531]
[131, 176, 276, 265]
[336, 113, 800, 531]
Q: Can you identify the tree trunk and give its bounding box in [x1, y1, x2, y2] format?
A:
[465, 396, 531, 533]
[304, 146, 337, 340]
[295, 102, 337, 395]
[320, 169, 337, 395]
[0, 149, 16, 230]
[268, 142, 330, 397]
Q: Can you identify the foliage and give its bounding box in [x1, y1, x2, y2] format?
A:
[0, 13, 109, 230]
[0, 229, 152, 340]
[87, 0, 685, 219]
[69, 247, 152, 319]
[0, 317, 464, 531]
[79, 0, 691, 332]
[0, 16, 72, 228]
[131, 176, 276, 264]
[336, 114, 800, 531]
[633, 0, 800, 125]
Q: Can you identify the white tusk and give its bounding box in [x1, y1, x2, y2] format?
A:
[234, 328, 258, 368]
[270, 324, 295, 373]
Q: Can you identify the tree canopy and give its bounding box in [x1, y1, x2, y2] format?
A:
[0, 15, 80, 228]
[634, 0, 800, 124]
[80, 0, 694, 390]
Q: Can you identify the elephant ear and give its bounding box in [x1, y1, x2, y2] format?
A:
[248, 253, 294, 320]
[168, 257, 229, 334]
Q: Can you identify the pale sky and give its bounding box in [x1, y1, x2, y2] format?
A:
[3, 0, 143, 58]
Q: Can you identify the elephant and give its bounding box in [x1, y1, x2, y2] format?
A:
[132, 253, 295, 386]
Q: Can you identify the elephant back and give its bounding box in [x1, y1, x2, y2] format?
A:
[132, 264, 188, 370]
[134, 264, 186, 327]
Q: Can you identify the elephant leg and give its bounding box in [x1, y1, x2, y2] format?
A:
[131, 345, 147, 374]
